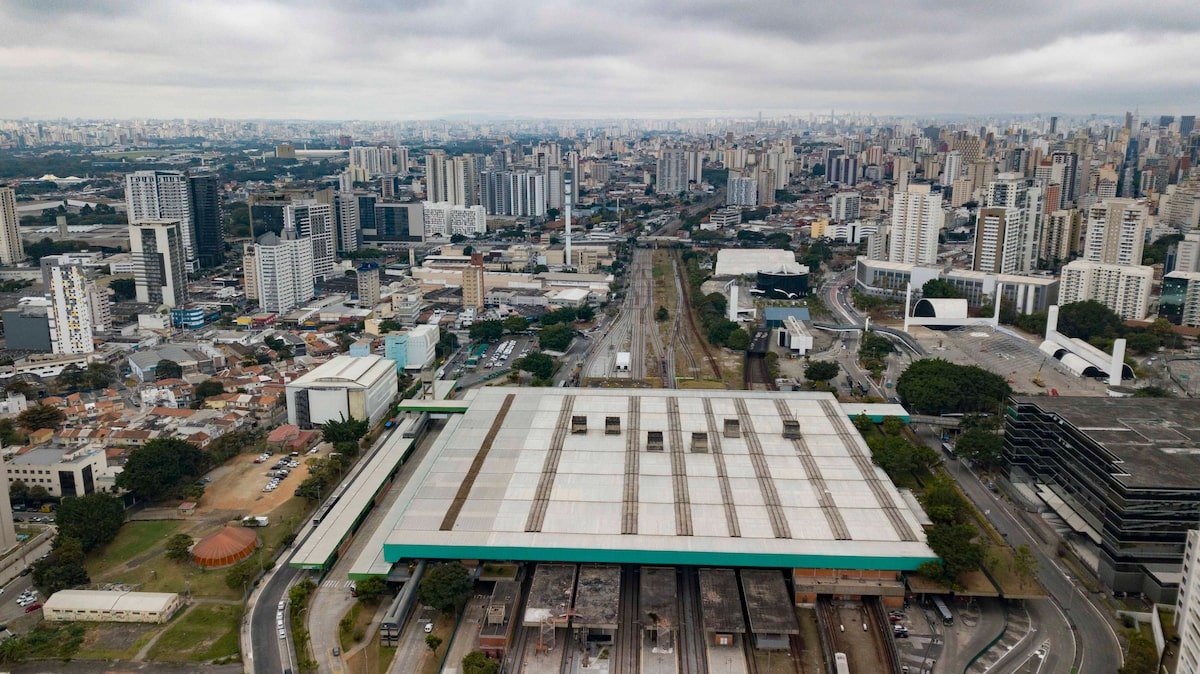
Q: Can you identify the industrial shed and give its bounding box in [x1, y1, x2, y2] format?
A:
[43, 590, 183, 624]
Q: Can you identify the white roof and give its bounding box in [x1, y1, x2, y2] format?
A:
[44, 590, 179, 613]
[715, 249, 805, 276]
[554, 288, 590, 301]
[379, 388, 935, 567]
[288, 355, 395, 389]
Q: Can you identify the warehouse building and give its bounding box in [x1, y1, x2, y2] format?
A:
[43, 590, 184, 624]
[1004, 396, 1200, 602]
[374, 388, 935, 586]
[285, 354, 398, 428]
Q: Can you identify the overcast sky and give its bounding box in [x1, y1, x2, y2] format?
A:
[2, 0, 1200, 120]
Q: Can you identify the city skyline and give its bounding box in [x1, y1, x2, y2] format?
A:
[2, 0, 1199, 120]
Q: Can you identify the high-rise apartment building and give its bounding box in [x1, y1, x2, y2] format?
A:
[334, 192, 360, 253]
[1059, 260, 1152, 320]
[827, 155, 859, 186]
[985, 172, 1043, 272]
[356, 264, 381, 308]
[284, 200, 335, 280]
[1043, 209, 1081, 265]
[888, 183, 943, 265]
[685, 150, 704, 187]
[972, 207, 1022, 274]
[41, 255, 95, 355]
[1163, 181, 1200, 231]
[726, 172, 758, 206]
[0, 187, 25, 265]
[462, 253, 485, 309]
[1173, 233, 1200, 274]
[829, 192, 861, 222]
[1175, 528, 1200, 673]
[1083, 198, 1148, 267]
[656, 149, 688, 195]
[242, 242, 258, 302]
[422, 202, 487, 239]
[480, 171, 546, 217]
[126, 171, 196, 270]
[425, 150, 448, 203]
[188, 173, 224, 268]
[129, 220, 188, 308]
[941, 150, 962, 187]
[254, 230, 314, 314]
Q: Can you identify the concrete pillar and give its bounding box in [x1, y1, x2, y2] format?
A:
[1045, 305, 1060, 342]
[991, 282, 1003, 327]
[728, 284, 739, 322]
[903, 283, 912, 333]
[1110, 338, 1126, 386]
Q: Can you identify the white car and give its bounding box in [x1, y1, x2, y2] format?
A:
[278, 629, 286, 639]
[278, 600, 286, 611]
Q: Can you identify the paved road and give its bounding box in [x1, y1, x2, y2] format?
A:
[914, 425, 1123, 674]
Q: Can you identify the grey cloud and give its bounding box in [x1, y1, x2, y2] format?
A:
[0, 0, 1198, 119]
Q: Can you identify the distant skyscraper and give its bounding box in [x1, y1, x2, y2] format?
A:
[284, 200, 335, 281]
[480, 171, 545, 217]
[656, 149, 688, 195]
[188, 173, 224, 268]
[889, 183, 943, 266]
[425, 150, 448, 202]
[827, 155, 859, 186]
[0, 187, 24, 265]
[129, 220, 188, 308]
[1084, 198, 1148, 267]
[334, 192, 360, 253]
[829, 192, 861, 222]
[126, 170, 196, 270]
[254, 230, 314, 314]
[941, 151, 962, 187]
[1182, 116, 1197, 138]
[462, 253, 485, 309]
[41, 255, 96, 355]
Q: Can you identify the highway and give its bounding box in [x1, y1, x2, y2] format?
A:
[913, 425, 1124, 674]
[244, 420, 430, 674]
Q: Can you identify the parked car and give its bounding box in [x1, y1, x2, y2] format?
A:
[24, 603, 41, 613]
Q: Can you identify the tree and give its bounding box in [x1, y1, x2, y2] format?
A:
[725, 328, 751, 351]
[322, 415, 368, 444]
[109, 277, 136, 301]
[469, 320, 504, 342]
[804, 360, 839, 383]
[461, 651, 500, 674]
[28, 485, 49, 504]
[356, 576, 387, 603]
[926, 522, 984, 582]
[515, 352, 556, 380]
[896, 359, 1011, 416]
[577, 305, 595, 322]
[194, 379, 224, 405]
[426, 634, 444, 654]
[502, 315, 529, 333]
[1124, 331, 1160, 355]
[18, 403, 64, 431]
[538, 323, 575, 352]
[1012, 544, 1037, 581]
[115, 438, 208, 502]
[418, 562, 473, 615]
[377, 319, 402, 334]
[166, 533, 193, 562]
[56, 493, 125, 551]
[155, 359, 183, 380]
[921, 279, 962, 299]
[655, 306, 668, 322]
[8, 480, 28, 504]
[1057, 301, 1121, 341]
[32, 536, 90, 595]
[450, 233, 467, 243]
[954, 428, 1005, 469]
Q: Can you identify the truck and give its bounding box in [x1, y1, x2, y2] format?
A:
[241, 516, 270, 527]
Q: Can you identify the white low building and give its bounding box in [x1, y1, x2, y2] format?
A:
[776, 315, 814, 355]
[43, 590, 184, 624]
[285, 354, 399, 428]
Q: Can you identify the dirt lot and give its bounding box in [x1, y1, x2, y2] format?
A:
[198, 443, 328, 518]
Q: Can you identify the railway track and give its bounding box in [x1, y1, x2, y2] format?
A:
[670, 250, 722, 380]
[815, 597, 898, 674]
[676, 567, 708, 674]
[613, 565, 640, 674]
[743, 353, 776, 390]
[503, 568, 537, 674]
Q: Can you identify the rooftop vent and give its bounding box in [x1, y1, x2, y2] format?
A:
[647, 431, 664, 452]
[571, 415, 588, 434]
[782, 419, 801, 439]
[691, 432, 709, 453]
[605, 416, 621, 435]
[723, 419, 741, 438]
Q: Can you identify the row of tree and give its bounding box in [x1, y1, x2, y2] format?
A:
[895, 359, 1012, 416]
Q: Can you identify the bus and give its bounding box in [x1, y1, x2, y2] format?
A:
[942, 442, 957, 459]
[834, 652, 850, 674]
[932, 596, 954, 625]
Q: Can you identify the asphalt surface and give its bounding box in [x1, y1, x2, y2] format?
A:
[914, 424, 1124, 674]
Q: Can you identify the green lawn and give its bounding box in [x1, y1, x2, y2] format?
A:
[147, 603, 241, 663]
[86, 520, 181, 577]
[106, 550, 243, 600]
[74, 623, 160, 660]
